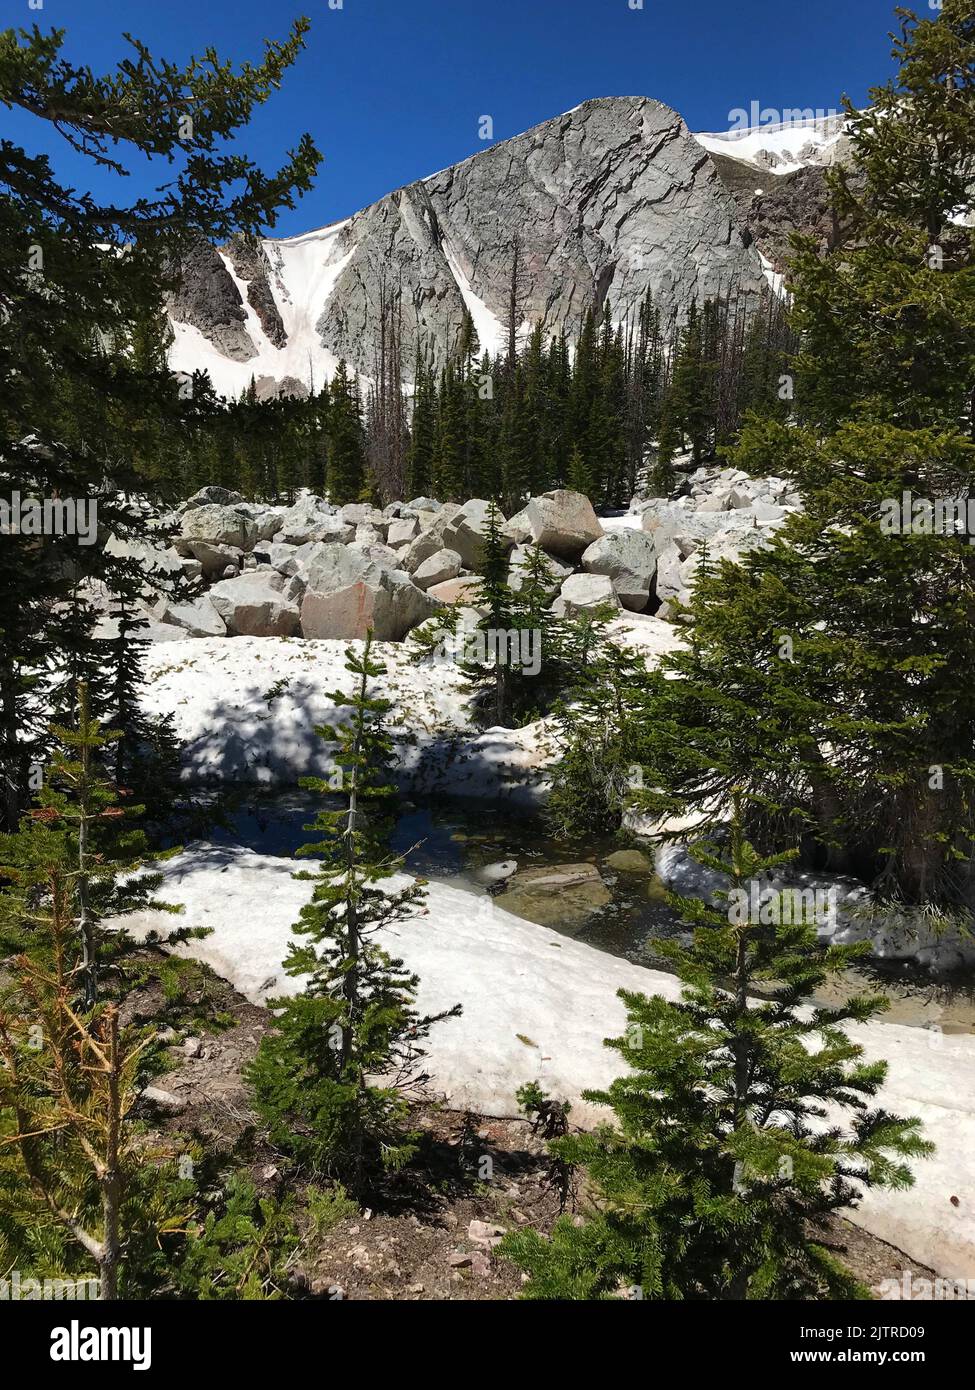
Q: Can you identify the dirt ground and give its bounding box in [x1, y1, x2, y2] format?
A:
[122, 950, 937, 1301]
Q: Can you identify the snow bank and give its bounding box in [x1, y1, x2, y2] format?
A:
[167, 220, 354, 398]
[123, 844, 975, 1280]
[141, 636, 555, 802]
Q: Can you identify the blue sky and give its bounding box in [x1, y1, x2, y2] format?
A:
[3, 0, 903, 236]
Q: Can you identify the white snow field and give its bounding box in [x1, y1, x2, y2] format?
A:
[125, 844, 975, 1282]
[141, 626, 681, 800]
[168, 220, 354, 399]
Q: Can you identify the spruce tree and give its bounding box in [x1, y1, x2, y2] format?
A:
[326, 360, 366, 504]
[0, 20, 320, 829]
[466, 501, 516, 725]
[638, 0, 975, 904]
[247, 634, 459, 1193]
[502, 807, 931, 1300]
[0, 684, 190, 1296]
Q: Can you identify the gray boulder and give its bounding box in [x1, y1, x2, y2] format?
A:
[207, 571, 301, 637]
[503, 507, 534, 546]
[525, 490, 603, 560]
[234, 502, 283, 541]
[387, 516, 421, 547]
[413, 547, 462, 590]
[581, 530, 657, 612]
[442, 498, 507, 569]
[551, 572, 621, 616]
[103, 534, 185, 582]
[341, 503, 385, 527]
[300, 569, 441, 641]
[400, 503, 463, 573]
[277, 498, 351, 545]
[182, 485, 244, 511]
[507, 544, 573, 591]
[183, 540, 244, 576]
[179, 504, 257, 551]
[151, 594, 227, 638]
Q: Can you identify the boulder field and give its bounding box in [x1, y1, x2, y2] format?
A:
[97, 463, 798, 645]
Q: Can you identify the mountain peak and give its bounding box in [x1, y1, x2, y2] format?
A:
[167, 97, 771, 397]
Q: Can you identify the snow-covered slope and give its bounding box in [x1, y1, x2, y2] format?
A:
[694, 114, 848, 176]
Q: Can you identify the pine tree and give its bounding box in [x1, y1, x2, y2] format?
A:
[246, 634, 459, 1193]
[466, 501, 516, 725]
[407, 347, 437, 497]
[502, 805, 931, 1300]
[638, 1, 975, 905]
[0, 685, 190, 1297]
[547, 633, 648, 837]
[0, 20, 320, 830]
[326, 360, 366, 504]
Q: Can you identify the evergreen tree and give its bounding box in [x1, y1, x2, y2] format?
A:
[547, 633, 647, 837]
[0, 20, 320, 829]
[326, 360, 366, 504]
[246, 634, 459, 1193]
[638, 1, 975, 904]
[407, 348, 437, 497]
[466, 501, 516, 725]
[502, 807, 931, 1300]
[0, 685, 191, 1297]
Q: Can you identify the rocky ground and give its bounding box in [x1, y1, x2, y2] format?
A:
[127, 951, 938, 1301]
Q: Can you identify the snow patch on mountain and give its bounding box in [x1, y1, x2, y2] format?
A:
[167, 220, 355, 397]
[695, 115, 846, 175]
[442, 240, 506, 359]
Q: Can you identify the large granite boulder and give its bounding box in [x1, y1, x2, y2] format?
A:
[182, 485, 245, 511]
[581, 530, 658, 612]
[233, 502, 283, 542]
[181, 540, 244, 577]
[297, 542, 441, 640]
[104, 534, 185, 582]
[413, 548, 462, 591]
[525, 490, 603, 560]
[179, 504, 257, 552]
[551, 572, 621, 617]
[400, 504, 463, 573]
[207, 571, 301, 637]
[441, 498, 508, 569]
[151, 594, 227, 638]
[277, 497, 352, 545]
[387, 516, 421, 548]
[507, 544, 573, 592]
[300, 570, 441, 641]
[178, 505, 256, 551]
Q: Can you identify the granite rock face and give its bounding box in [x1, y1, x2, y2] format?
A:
[164, 236, 256, 363]
[316, 97, 766, 373]
[167, 97, 770, 384]
[224, 234, 287, 347]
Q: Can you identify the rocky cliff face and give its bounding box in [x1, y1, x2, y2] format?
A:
[166, 96, 838, 396]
